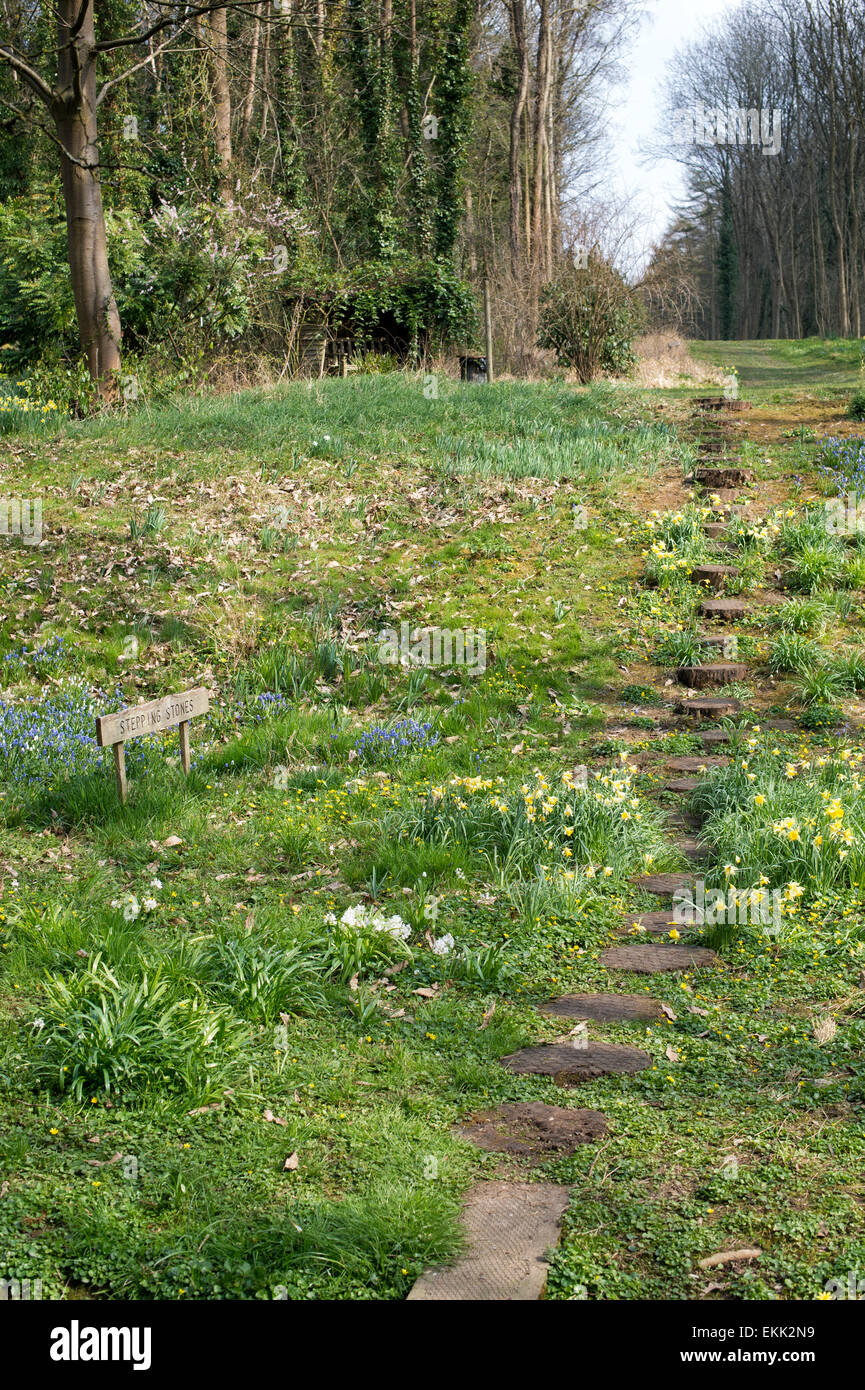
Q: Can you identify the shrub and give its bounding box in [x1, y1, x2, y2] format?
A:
[538, 259, 643, 382]
[846, 390, 865, 421]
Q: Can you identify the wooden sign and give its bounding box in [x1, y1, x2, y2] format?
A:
[96, 688, 210, 803]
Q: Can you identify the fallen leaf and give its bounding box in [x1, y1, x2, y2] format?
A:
[349, 973, 359, 992]
[263, 1109, 288, 1126]
[413, 986, 437, 998]
[688, 1005, 709, 1017]
[698, 1248, 762, 1270]
[478, 1000, 496, 1031]
[660, 1004, 677, 1020]
[665, 1045, 679, 1062]
[283, 1152, 299, 1171]
[162, 835, 183, 849]
[187, 1102, 223, 1116]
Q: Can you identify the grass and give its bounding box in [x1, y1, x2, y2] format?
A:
[1, 367, 865, 1302]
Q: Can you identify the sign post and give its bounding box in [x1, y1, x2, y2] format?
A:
[96, 688, 210, 804]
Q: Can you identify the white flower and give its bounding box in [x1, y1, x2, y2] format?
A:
[150, 878, 162, 890]
[324, 912, 337, 926]
[142, 897, 158, 913]
[31, 1017, 45, 1031]
[111, 894, 140, 921]
[431, 933, 455, 955]
[381, 914, 411, 941]
[338, 903, 411, 940]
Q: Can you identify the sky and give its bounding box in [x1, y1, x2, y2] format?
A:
[608, 0, 732, 266]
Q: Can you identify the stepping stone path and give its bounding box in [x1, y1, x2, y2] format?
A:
[500, 1041, 651, 1082]
[540, 992, 665, 1022]
[700, 597, 746, 620]
[407, 1181, 570, 1301]
[690, 563, 738, 591]
[600, 944, 717, 973]
[414, 396, 759, 1301]
[454, 1102, 607, 1157]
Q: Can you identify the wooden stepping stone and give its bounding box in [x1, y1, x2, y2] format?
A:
[540, 992, 664, 1022]
[407, 1181, 569, 1301]
[455, 1102, 607, 1157]
[704, 522, 727, 539]
[689, 564, 738, 592]
[677, 663, 747, 688]
[675, 837, 704, 861]
[668, 755, 729, 772]
[630, 871, 696, 896]
[715, 504, 750, 520]
[700, 597, 746, 620]
[698, 633, 735, 651]
[665, 777, 699, 792]
[600, 944, 718, 973]
[618, 909, 685, 935]
[675, 695, 741, 718]
[765, 718, 795, 731]
[694, 466, 753, 487]
[665, 808, 703, 831]
[723, 398, 751, 411]
[694, 396, 724, 410]
[500, 1042, 651, 1082]
[697, 727, 731, 745]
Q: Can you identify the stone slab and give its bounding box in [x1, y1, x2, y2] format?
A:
[455, 1103, 607, 1157]
[406, 1181, 570, 1301]
[500, 1041, 651, 1081]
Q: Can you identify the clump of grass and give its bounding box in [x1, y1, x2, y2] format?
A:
[27, 957, 245, 1102]
[846, 390, 865, 422]
[200, 934, 328, 1023]
[768, 598, 827, 635]
[794, 665, 846, 707]
[768, 633, 821, 675]
[653, 631, 704, 668]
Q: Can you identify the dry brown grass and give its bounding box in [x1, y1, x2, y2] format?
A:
[628, 333, 728, 389]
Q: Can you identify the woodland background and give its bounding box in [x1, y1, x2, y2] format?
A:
[2, 0, 865, 394]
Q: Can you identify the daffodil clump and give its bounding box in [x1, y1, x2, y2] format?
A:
[691, 729, 865, 899]
[391, 766, 674, 879]
[640, 505, 711, 589]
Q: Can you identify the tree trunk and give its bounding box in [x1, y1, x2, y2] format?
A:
[530, 0, 551, 276]
[241, 4, 263, 149]
[209, 7, 233, 197]
[507, 0, 529, 270]
[53, 0, 121, 391]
